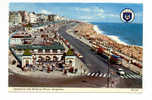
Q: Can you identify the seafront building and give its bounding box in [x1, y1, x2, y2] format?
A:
[9, 11, 66, 26]
[9, 11, 22, 25]
[11, 42, 65, 68]
[10, 32, 32, 46]
[29, 12, 38, 23]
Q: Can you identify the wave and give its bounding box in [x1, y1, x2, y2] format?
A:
[93, 25, 104, 34]
[92, 24, 142, 48]
[107, 35, 128, 45]
[93, 24, 128, 45]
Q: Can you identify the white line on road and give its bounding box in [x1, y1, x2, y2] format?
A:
[124, 75, 128, 79]
[134, 75, 141, 79]
[126, 74, 132, 79]
[91, 73, 95, 76]
[99, 73, 103, 77]
[103, 73, 107, 77]
[87, 73, 91, 76]
[95, 73, 99, 77]
[129, 74, 136, 79]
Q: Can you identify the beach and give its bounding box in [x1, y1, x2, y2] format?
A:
[74, 22, 143, 62]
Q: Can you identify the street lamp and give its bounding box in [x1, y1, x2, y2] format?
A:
[128, 53, 132, 70]
[107, 47, 112, 88]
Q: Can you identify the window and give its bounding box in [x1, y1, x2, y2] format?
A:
[61, 50, 64, 53]
[45, 49, 50, 53]
[53, 49, 57, 53]
[38, 49, 43, 53]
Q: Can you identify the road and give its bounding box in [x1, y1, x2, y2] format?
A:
[59, 25, 109, 73]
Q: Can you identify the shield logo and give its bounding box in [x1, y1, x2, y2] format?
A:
[123, 12, 132, 22]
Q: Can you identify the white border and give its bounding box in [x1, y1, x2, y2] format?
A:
[1, 0, 152, 100]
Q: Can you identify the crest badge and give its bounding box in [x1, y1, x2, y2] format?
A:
[120, 8, 135, 23]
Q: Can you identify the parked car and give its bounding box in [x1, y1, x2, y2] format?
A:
[97, 47, 104, 54]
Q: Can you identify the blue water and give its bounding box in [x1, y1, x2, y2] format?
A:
[91, 22, 143, 46]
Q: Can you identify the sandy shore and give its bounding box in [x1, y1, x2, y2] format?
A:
[74, 22, 143, 62]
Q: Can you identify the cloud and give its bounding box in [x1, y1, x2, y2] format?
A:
[40, 9, 52, 14]
[75, 7, 104, 13]
[93, 7, 104, 13]
[105, 14, 119, 17]
[75, 8, 91, 12]
[79, 16, 93, 20]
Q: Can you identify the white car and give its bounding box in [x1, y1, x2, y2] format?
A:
[117, 68, 125, 76]
[79, 55, 83, 58]
[77, 53, 83, 58]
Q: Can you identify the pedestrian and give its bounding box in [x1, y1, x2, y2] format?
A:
[64, 69, 67, 75]
[111, 80, 114, 87]
[47, 66, 51, 73]
[52, 64, 55, 71]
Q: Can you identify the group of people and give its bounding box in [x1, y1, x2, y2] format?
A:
[22, 62, 78, 75]
[22, 62, 64, 73]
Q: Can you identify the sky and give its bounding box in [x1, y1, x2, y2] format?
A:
[9, 3, 143, 23]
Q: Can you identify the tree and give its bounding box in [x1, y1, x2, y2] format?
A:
[66, 49, 74, 56]
[23, 49, 32, 56]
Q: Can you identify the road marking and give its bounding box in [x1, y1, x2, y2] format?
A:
[129, 74, 136, 79]
[99, 73, 103, 77]
[103, 73, 107, 77]
[87, 73, 91, 76]
[91, 73, 95, 76]
[126, 74, 132, 79]
[137, 75, 142, 79]
[95, 73, 99, 77]
[134, 75, 141, 79]
[132, 75, 139, 79]
[123, 75, 128, 79]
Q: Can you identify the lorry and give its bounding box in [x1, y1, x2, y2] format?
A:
[110, 55, 122, 65]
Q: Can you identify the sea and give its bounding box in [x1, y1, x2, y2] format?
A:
[91, 22, 143, 47]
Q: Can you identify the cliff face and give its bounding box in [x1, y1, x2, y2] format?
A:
[74, 22, 143, 62]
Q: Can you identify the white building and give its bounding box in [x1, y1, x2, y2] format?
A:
[24, 11, 30, 23]
[9, 12, 22, 25]
[54, 15, 61, 21]
[65, 56, 76, 67]
[10, 38, 22, 46]
[29, 12, 37, 23]
[39, 14, 48, 22]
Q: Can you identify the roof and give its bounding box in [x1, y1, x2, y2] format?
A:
[12, 42, 65, 50]
[111, 55, 120, 58]
[12, 33, 31, 38]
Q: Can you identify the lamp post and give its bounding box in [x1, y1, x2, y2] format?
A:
[107, 47, 112, 88]
[128, 53, 132, 70]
